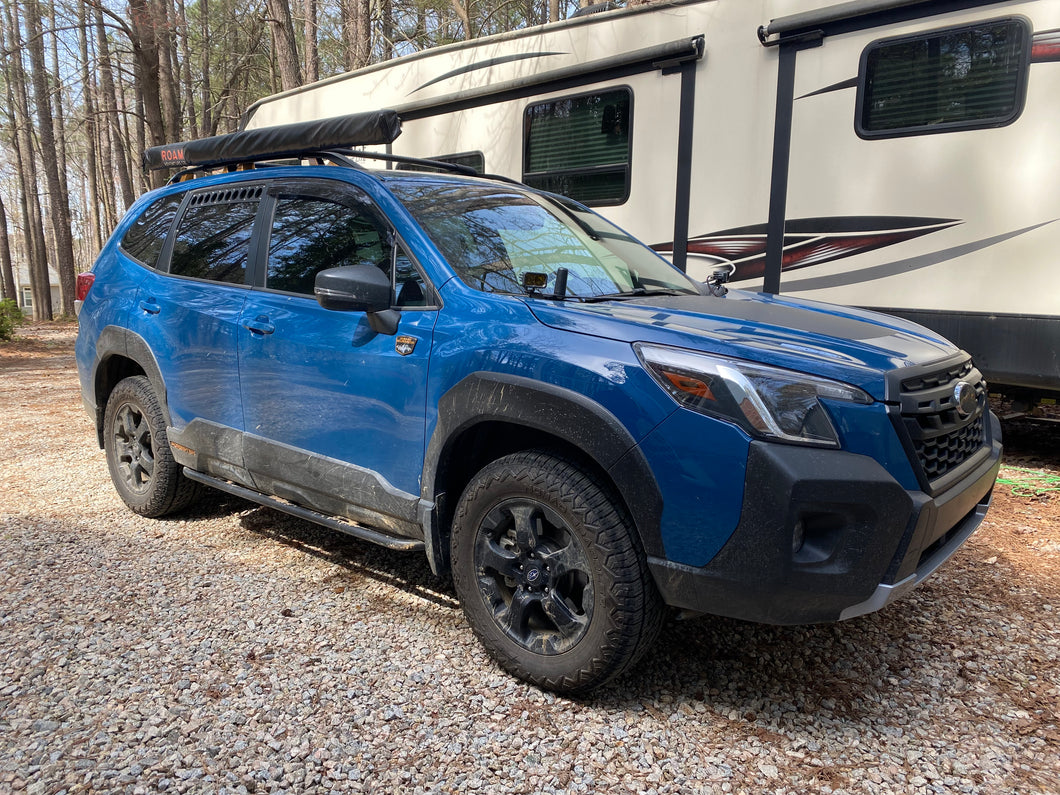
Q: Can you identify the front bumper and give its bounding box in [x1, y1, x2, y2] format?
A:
[647, 413, 1001, 624]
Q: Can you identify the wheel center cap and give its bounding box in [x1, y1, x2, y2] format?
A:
[522, 563, 546, 587]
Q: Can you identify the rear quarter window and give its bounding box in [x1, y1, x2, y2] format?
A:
[119, 194, 183, 268]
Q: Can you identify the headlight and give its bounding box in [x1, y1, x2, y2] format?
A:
[635, 343, 873, 447]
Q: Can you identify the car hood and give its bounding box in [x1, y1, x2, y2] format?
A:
[526, 290, 962, 400]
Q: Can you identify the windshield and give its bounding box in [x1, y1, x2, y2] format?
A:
[386, 179, 700, 299]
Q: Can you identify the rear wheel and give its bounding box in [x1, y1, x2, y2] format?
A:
[451, 451, 663, 694]
[103, 376, 200, 517]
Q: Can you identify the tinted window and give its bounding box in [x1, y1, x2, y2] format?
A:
[120, 193, 182, 267]
[266, 195, 392, 295]
[523, 89, 631, 205]
[859, 19, 1028, 137]
[169, 195, 259, 284]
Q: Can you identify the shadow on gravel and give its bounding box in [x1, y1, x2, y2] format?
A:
[168, 462, 1045, 721]
[236, 504, 460, 610]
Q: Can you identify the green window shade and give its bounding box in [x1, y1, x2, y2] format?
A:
[524, 89, 631, 205]
[860, 19, 1028, 137]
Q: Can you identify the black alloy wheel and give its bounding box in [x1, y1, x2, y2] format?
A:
[103, 376, 200, 517]
[451, 450, 663, 694]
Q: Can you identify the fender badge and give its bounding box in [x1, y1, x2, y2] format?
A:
[395, 335, 417, 356]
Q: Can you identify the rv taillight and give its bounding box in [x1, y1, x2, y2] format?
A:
[76, 272, 95, 302]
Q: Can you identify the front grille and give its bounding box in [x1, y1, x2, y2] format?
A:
[912, 413, 985, 481]
[897, 356, 987, 486]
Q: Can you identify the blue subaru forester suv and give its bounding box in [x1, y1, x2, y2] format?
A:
[76, 112, 1001, 693]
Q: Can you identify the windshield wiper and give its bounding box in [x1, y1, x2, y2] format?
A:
[580, 288, 691, 303]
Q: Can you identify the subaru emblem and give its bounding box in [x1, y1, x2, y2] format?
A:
[953, 381, 978, 418]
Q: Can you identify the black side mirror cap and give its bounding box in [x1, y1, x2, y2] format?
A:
[315, 263, 392, 313]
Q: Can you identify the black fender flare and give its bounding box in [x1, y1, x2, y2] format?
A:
[91, 326, 172, 445]
[421, 372, 664, 575]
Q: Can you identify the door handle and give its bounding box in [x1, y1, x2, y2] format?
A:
[243, 316, 275, 335]
[138, 299, 161, 315]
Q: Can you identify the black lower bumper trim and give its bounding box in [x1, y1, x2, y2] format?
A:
[648, 428, 1000, 625]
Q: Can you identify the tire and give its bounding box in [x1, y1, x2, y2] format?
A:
[103, 376, 200, 518]
[451, 451, 664, 694]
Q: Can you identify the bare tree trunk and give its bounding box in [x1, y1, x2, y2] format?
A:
[78, 0, 103, 253]
[342, 0, 371, 69]
[200, 0, 213, 135]
[549, 0, 559, 23]
[355, 0, 371, 66]
[450, 0, 472, 41]
[129, 0, 167, 152]
[303, 0, 318, 83]
[341, 0, 355, 71]
[176, 0, 198, 137]
[94, 4, 136, 210]
[48, 0, 71, 217]
[4, 0, 52, 320]
[0, 197, 15, 303]
[25, 0, 77, 316]
[265, 0, 303, 91]
[381, 0, 393, 58]
[156, 0, 180, 140]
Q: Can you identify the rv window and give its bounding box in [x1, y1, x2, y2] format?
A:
[523, 88, 631, 205]
[857, 18, 1029, 138]
[398, 152, 484, 174]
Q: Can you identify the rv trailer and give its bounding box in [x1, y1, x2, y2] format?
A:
[243, 0, 1060, 404]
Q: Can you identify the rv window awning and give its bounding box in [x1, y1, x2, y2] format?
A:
[142, 110, 402, 171]
[760, 0, 937, 41]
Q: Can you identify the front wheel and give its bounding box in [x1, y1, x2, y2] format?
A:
[103, 376, 200, 517]
[451, 451, 663, 694]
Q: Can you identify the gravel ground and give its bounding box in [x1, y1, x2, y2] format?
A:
[1, 323, 1058, 795]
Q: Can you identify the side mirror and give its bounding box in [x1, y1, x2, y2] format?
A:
[315, 263, 392, 313]
[314, 263, 400, 335]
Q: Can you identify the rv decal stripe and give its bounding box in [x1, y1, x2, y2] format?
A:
[797, 77, 858, 100]
[654, 217, 962, 282]
[411, 52, 566, 95]
[778, 219, 1059, 293]
[1032, 29, 1060, 63]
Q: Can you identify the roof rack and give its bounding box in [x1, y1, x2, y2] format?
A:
[142, 110, 402, 173]
[144, 109, 522, 187]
